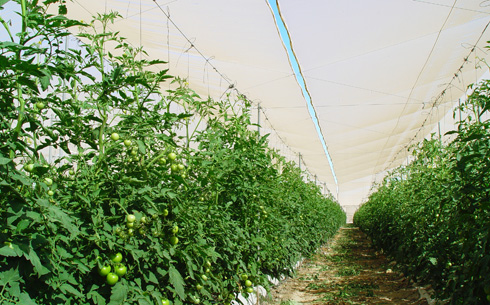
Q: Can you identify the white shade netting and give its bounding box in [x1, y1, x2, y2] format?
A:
[55, 0, 490, 221]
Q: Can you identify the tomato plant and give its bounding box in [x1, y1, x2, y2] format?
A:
[0, 2, 345, 305]
[355, 80, 490, 304]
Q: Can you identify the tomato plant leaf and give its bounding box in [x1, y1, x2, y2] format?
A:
[25, 247, 50, 277]
[0, 268, 21, 286]
[18, 292, 37, 305]
[108, 282, 129, 305]
[59, 283, 84, 298]
[168, 265, 185, 300]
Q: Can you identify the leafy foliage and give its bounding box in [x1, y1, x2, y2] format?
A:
[0, 1, 345, 304]
[354, 79, 490, 304]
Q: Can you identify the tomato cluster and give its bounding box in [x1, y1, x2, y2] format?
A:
[96, 252, 127, 286]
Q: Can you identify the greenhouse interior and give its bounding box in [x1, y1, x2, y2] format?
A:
[2, 0, 490, 304]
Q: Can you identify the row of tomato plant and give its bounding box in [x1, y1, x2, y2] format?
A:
[0, 1, 346, 304]
[354, 77, 490, 304]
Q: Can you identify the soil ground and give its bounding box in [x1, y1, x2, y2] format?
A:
[263, 226, 430, 305]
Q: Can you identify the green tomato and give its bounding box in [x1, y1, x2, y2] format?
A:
[171, 164, 179, 172]
[36, 101, 45, 110]
[168, 152, 177, 161]
[140, 216, 147, 224]
[177, 163, 185, 170]
[110, 133, 120, 141]
[98, 265, 111, 277]
[126, 214, 136, 223]
[68, 169, 75, 175]
[201, 274, 208, 281]
[161, 299, 170, 305]
[170, 236, 179, 245]
[114, 264, 127, 277]
[123, 139, 132, 147]
[47, 190, 54, 196]
[172, 225, 179, 234]
[110, 252, 123, 263]
[240, 274, 248, 281]
[24, 163, 34, 172]
[44, 177, 53, 186]
[159, 157, 167, 165]
[196, 284, 203, 290]
[163, 209, 169, 217]
[205, 268, 210, 273]
[126, 222, 134, 228]
[246, 287, 253, 294]
[245, 280, 252, 287]
[106, 272, 119, 285]
[205, 260, 212, 268]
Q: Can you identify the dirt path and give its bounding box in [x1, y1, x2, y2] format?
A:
[265, 226, 430, 305]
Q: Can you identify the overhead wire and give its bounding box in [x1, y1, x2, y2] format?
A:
[151, 0, 331, 190]
[375, 0, 458, 174]
[383, 16, 490, 172]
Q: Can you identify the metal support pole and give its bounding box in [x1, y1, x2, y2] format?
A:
[298, 153, 302, 171]
[257, 104, 261, 136]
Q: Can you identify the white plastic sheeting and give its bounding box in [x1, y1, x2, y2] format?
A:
[59, 0, 490, 220]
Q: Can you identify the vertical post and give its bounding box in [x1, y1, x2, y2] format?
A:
[458, 98, 462, 122]
[257, 104, 261, 136]
[438, 121, 441, 141]
[298, 153, 302, 171]
[256, 103, 261, 305]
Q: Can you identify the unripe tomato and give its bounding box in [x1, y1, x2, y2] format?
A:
[177, 163, 185, 170]
[110, 133, 120, 141]
[245, 280, 252, 287]
[170, 236, 179, 245]
[114, 264, 127, 277]
[163, 209, 169, 217]
[123, 139, 132, 147]
[110, 252, 123, 263]
[246, 287, 253, 294]
[98, 265, 111, 276]
[44, 177, 53, 186]
[126, 222, 134, 228]
[171, 164, 178, 172]
[47, 190, 54, 196]
[36, 101, 45, 110]
[159, 158, 167, 165]
[205, 260, 212, 268]
[24, 163, 34, 172]
[172, 225, 179, 234]
[126, 214, 136, 223]
[240, 274, 248, 281]
[161, 299, 170, 305]
[106, 272, 119, 285]
[168, 152, 177, 161]
[196, 284, 203, 290]
[201, 274, 208, 281]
